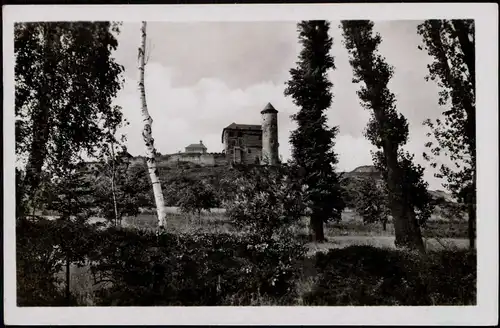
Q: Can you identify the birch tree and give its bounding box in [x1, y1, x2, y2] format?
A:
[138, 21, 167, 229]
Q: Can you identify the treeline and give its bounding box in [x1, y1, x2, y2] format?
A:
[282, 20, 475, 250]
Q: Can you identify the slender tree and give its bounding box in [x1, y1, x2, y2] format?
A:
[138, 21, 167, 229]
[354, 177, 390, 230]
[45, 167, 96, 304]
[341, 20, 425, 252]
[15, 22, 124, 213]
[93, 149, 153, 227]
[417, 20, 476, 249]
[285, 21, 345, 242]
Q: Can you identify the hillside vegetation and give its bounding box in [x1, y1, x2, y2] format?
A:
[129, 161, 464, 222]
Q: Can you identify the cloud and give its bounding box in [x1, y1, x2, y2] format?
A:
[114, 62, 296, 158]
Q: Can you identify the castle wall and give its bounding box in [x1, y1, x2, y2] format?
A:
[223, 129, 263, 165]
[127, 153, 228, 168]
[159, 152, 227, 167]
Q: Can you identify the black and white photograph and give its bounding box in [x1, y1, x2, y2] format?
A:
[3, 3, 498, 326]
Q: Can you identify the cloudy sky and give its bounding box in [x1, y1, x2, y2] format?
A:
[111, 21, 449, 190]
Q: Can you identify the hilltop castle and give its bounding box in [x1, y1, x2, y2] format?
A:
[221, 102, 279, 165]
[147, 102, 280, 167]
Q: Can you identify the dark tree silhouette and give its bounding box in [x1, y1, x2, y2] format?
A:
[285, 21, 345, 242]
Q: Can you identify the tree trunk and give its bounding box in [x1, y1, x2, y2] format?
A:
[451, 20, 475, 90]
[65, 255, 71, 305]
[382, 220, 387, 231]
[467, 177, 476, 250]
[383, 143, 425, 253]
[138, 21, 167, 229]
[467, 202, 476, 250]
[310, 214, 325, 242]
[24, 25, 54, 212]
[109, 143, 119, 226]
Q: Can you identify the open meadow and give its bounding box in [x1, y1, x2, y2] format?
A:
[120, 208, 470, 252]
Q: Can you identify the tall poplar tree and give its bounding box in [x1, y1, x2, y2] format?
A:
[341, 20, 425, 252]
[285, 21, 345, 242]
[417, 19, 476, 249]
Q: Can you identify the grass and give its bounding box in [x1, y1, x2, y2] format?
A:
[122, 209, 469, 240]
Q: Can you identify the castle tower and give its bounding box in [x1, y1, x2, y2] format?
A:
[260, 102, 279, 165]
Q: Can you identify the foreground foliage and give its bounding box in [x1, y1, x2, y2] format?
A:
[17, 218, 475, 306]
[17, 218, 305, 306]
[304, 245, 476, 305]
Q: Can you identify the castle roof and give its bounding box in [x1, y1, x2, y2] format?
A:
[224, 123, 262, 130]
[221, 123, 262, 143]
[185, 142, 207, 149]
[260, 102, 278, 114]
[351, 165, 379, 173]
[186, 144, 206, 149]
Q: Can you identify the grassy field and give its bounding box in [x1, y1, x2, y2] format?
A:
[118, 208, 469, 249]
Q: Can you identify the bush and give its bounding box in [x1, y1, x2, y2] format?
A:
[177, 179, 221, 216]
[303, 245, 476, 305]
[16, 217, 102, 306]
[17, 219, 475, 306]
[353, 177, 390, 229]
[88, 229, 305, 305]
[224, 165, 306, 237]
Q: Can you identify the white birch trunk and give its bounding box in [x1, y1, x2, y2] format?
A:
[138, 21, 167, 228]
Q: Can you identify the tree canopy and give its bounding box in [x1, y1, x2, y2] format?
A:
[15, 22, 125, 207]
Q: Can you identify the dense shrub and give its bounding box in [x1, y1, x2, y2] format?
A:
[223, 165, 306, 237]
[352, 177, 390, 230]
[17, 216, 305, 306]
[303, 245, 476, 305]
[17, 218, 475, 306]
[16, 217, 102, 306]
[87, 229, 305, 305]
[17, 217, 66, 305]
[177, 179, 221, 216]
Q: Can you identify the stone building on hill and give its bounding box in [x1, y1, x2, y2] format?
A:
[126, 103, 280, 167]
[221, 123, 263, 165]
[221, 102, 280, 165]
[185, 140, 207, 154]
